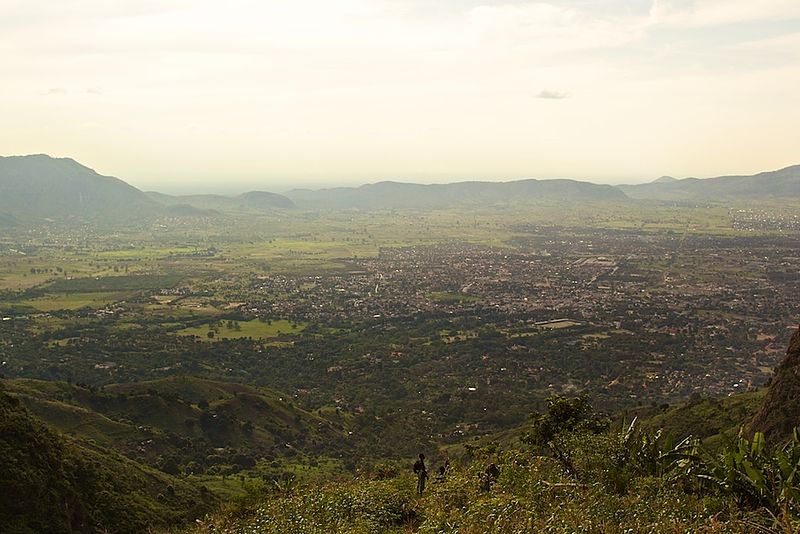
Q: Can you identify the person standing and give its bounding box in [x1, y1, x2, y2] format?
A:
[483, 462, 500, 492]
[413, 453, 428, 494]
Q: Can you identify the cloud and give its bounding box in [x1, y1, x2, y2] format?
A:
[650, 0, 800, 28]
[3, 0, 800, 185]
[40, 87, 68, 95]
[537, 90, 570, 100]
[467, 3, 648, 52]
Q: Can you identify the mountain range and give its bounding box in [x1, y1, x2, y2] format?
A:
[2, 154, 799, 222]
[619, 165, 800, 200]
[284, 178, 625, 209]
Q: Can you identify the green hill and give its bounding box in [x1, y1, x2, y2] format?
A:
[0, 387, 216, 534]
[636, 389, 766, 448]
[3, 376, 349, 476]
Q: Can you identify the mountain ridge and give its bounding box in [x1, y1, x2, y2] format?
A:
[285, 178, 627, 209]
[4, 155, 800, 219]
[620, 164, 800, 200]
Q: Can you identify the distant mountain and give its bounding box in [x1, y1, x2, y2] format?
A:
[0, 154, 159, 221]
[0, 155, 296, 223]
[652, 175, 678, 184]
[147, 190, 296, 212]
[239, 190, 297, 209]
[286, 179, 626, 209]
[619, 165, 800, 200]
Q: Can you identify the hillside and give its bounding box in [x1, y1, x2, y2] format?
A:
[638, 389, 766, 448]
[183, 394, 794, 534]
[0, 387, 215, 534]
[3, 376, 349, 477]
[619, 164, 800, 200]
[0, 154, 159, 221]
[286, 179, 627, 209]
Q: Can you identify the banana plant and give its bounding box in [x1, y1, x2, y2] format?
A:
[694, 428, 800, 517]
[613, 418, 699, 479]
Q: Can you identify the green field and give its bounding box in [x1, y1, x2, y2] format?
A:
[175, 319, 307, 341]
[18, 291, 128, 311]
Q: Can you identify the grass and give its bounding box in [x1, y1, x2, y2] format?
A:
[641, 389, 767, 447]
[183, 450, 769, 534]
[175, 319, 307, 341]
[18, 291, 128, 311]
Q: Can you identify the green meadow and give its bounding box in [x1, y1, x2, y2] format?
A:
[175, 319, 307, 341]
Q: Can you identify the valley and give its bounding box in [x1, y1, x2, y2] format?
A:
[2, 156, 800, 532]
[2, 200, 797, 471]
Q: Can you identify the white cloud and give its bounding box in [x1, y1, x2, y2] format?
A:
[650, 0, 800, 28]
[537, 90, 570, 99]
[467, 3, 648, 51]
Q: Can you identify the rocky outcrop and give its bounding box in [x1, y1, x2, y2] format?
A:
[748, 326, 800, 442]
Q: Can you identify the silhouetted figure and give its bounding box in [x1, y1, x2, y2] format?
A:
[436, 465, 446, 482]
[483, 463, 500, 492]
[413, 453, 428, 494]
[436, 459, 450, 482]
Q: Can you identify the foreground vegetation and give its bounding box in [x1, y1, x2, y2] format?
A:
[184, 398, 800, 533]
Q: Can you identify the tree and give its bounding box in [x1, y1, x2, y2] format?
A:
[521, 394, 609, 478]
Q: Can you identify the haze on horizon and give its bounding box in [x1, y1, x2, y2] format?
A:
[2, 0, 799, 193]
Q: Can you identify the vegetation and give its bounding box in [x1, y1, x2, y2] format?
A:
[3, 376, 349, 480]
[0, 387, 215, 534]
[185, 395, 800, 534]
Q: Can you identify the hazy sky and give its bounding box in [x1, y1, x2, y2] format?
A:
[2, 0, 799, 193]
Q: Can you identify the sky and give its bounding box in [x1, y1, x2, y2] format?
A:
[1, 0, 799, 193]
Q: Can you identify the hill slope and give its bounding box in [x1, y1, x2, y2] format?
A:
[620, 165, 800, 200]
[0, 387, 215, 534]
[3, 376, 348, 475]
[0, 154, 159, 221]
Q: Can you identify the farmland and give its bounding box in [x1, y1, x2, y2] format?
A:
[0, 199, 798, 467]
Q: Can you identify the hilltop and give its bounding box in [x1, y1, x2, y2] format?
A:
[0, 155, 295, 224]
[0, 154, 159, 222]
